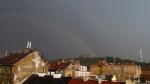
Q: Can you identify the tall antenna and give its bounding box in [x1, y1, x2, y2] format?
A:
[29, 41, 31, 48]
[121, 56, 123, 64]
[105, 56, 107, 63]
[139, 48, 143, 62]
[26, 41, 32, 49]
[26, 41, 29, 48]
[113, 56, 116, 65]
[5, 50, 8, 56]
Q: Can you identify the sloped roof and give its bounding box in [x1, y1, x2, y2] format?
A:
[0, 48, 34, 65]
[141, 67, 150, 71]
[101, 81, 125, 84]
[68, 79, 83, 84]
[23, 74, 72, 84]
[68, 79, 98, 84]
[49, 62, 71, 71]
[57, 62, 71, 69]
[83, 80, 98, 84]
[49, 63, 58, 71]
[142, 74, 150, 81]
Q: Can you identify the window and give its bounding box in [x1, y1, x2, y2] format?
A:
[0, 66, 12, 74]
[5, 66, 11, 74]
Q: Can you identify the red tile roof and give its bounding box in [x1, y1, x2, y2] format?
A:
[83, 80, 98, 84]
[142, 74, 150, 81]
[57, 62, 71, 69]
[49, 62, 71, 71]
[101, 81, 125, 84]
[68, 79, 83, 84]
[97, 61, 106, 67]
[141, 67, 150, 71]
[0, 49, 34, 65]
[48, 63, 58, 71]
[68, 79, 98, 84]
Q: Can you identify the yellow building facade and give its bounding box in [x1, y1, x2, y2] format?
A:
[0, 49, 48, 84]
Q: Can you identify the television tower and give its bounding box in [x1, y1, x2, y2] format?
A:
[139, 48, 143, 62]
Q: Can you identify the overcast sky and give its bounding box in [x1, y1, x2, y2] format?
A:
[0, 0, 150, 61]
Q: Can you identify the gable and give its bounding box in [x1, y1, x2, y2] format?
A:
[0, 49, 37, 65]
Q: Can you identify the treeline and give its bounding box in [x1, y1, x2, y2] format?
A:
[77, 56, 150, 67]
[50, 56, 150, 67]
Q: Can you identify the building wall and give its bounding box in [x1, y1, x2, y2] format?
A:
[79, 66, 88, 72]
[75, 71, 90, 77]
[90, 65, 102, 75]
[100, 64, 141, 81]
[123, 65, 141, 79]
[0, 65, 13, 84]
[73, 62, 80, 70]
[74, 65, 90, 78]
[102, 65, 112, 75]
[64, 64, 73, 77]
[13, 51, 48, 84]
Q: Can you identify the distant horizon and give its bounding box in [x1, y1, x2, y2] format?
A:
[0, 47, 146, 63]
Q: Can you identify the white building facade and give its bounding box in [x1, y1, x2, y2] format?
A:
[75, 65, 90, 77]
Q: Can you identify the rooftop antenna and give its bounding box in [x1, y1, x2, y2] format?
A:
[29, 41, 32, 49]
[26, 41, 32, 49]
[5, 50, 8, 56]
[26, 41, 29, 48]
[139, 48, 143, 63]
[122, 56, 123, 64]
[105, 56, 107, 63]
[113, 56, 116, 65]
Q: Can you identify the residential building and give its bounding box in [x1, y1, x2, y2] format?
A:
[90, 61, 141, 81]
[0, 48, 48, 84]
[49, 61, 73, 78]
[75, 65, 90, 78]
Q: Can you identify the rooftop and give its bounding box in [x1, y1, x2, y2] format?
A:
[0, 48, 35, 65]
[49, 62, 71, 71]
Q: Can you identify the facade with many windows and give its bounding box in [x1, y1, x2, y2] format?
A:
[0, 48, 48, 84]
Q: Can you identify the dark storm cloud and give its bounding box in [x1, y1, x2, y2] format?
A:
[0, 0, 150, 61]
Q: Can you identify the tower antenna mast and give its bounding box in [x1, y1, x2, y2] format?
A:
[140, 48, 143, 62]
